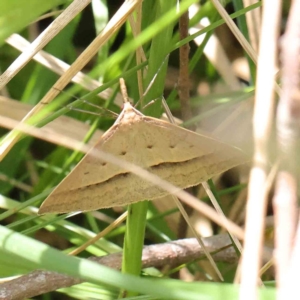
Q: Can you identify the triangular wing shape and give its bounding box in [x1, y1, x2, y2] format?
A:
[39, 104, 247, 214]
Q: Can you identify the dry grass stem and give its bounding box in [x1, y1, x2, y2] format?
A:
[202, 181, 243, 253]
[0, 95, 103, 147]
[227, 188, 247, 225]
[0, 0, 142, 161]
[68, 212, 128, 256]
[172, 196, 224, 281]
[189, 4, 241, 90]
[0, 0, 91, 90]
[280, 215, 300, 298]
[240, 0, 282, 298]
[5, 34, 124, 104]
[274, 0, 300, 294]
[128, 4, 147, 102]
[0, 172, 33, 193]
[242, 0, 261, 52]
[210, 0, 257, 64]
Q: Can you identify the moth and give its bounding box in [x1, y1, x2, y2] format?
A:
[39, 86, 246, 214]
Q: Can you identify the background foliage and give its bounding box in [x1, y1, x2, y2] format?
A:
[0, 0, 287, 299]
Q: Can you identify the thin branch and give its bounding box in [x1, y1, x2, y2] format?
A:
[177, 6, 195, 246]
[178, 10, 193, 123]
[0, 234, 236, 300]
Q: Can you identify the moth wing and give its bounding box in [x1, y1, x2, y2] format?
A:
[39, 114, 247, 214]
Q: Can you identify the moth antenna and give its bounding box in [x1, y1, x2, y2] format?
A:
[80, 100, 118, 118]
[67, 106, 118, 119]
[161, 96, 176, 124]
[135, 54, 170, 108]
[52, 87, 118, 118]
[141, 97, 161, 110]
[119, 78, 130, 103]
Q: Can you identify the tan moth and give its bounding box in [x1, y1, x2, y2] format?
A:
[39, 83, 246, 214]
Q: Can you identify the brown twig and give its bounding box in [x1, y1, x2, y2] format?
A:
[274, 0, 300, 293]
[176, 9, 220, 280]
[0, 234, 236, 300]
[177, 6, 195, 242]
[178, 10, 193, 123]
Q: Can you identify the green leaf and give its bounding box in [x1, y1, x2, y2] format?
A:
[0, 0, 67, 45]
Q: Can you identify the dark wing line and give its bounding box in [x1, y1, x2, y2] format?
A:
[57, 156, 210, 194]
